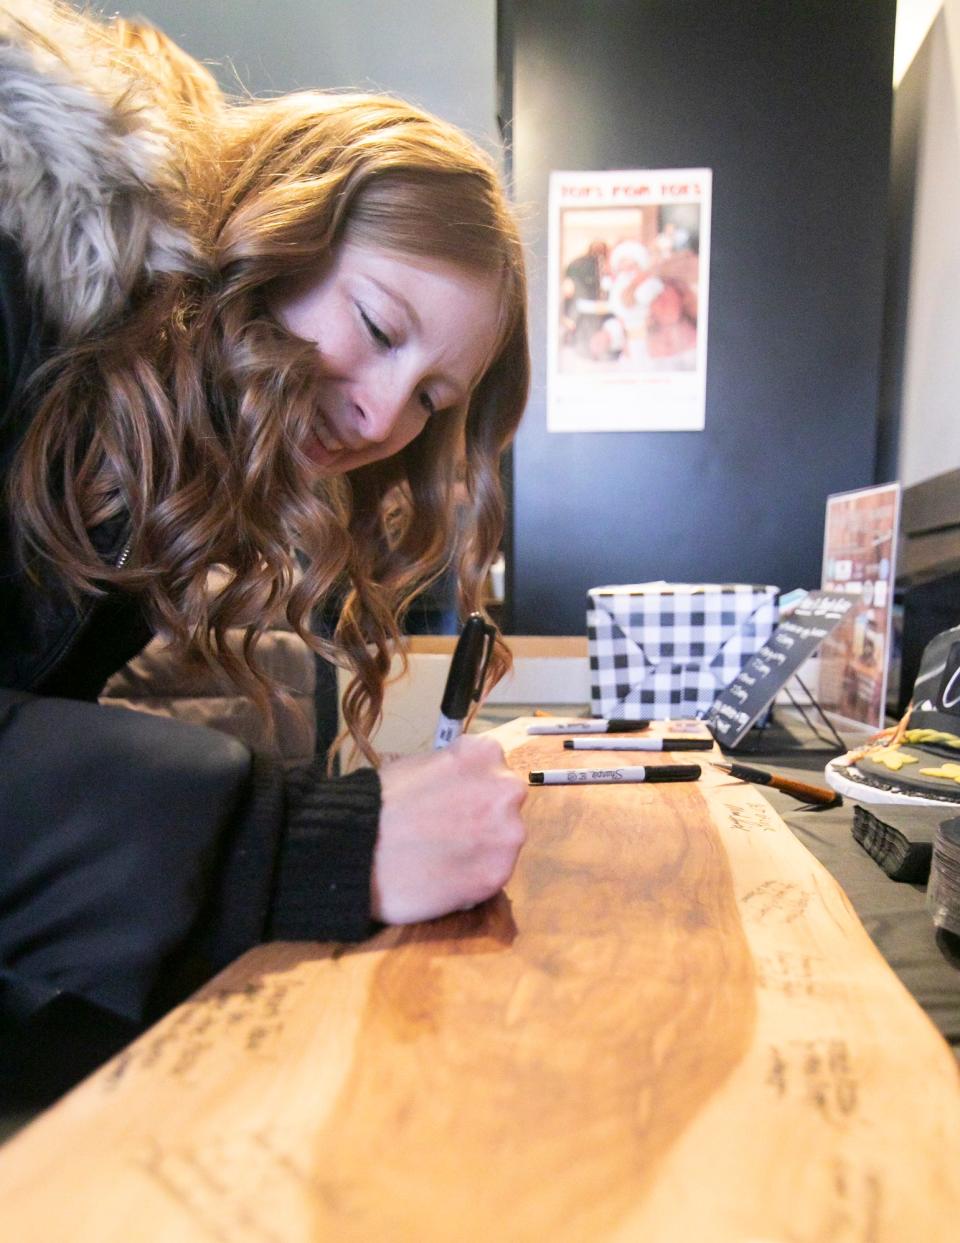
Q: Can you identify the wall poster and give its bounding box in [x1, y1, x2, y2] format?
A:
[817, 482, 902, 731]
[547, 168, 712, 433]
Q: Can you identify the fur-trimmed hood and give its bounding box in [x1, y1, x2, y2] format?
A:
[0, 0, 198, 341]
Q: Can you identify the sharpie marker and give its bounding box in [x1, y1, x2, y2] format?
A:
[528, 764, 701, 786]
[434, 613, 496, 749]
[564, 737, 713, 752]
[527, 719, 650, 736]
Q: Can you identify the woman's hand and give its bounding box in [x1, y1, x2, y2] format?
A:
[372, 735, 527, 924]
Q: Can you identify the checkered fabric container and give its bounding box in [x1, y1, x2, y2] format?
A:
[587, 583, 779, 719]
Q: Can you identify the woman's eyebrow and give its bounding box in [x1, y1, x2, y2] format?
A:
[367, 276, 421, 332]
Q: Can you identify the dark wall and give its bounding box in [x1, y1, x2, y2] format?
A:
[502, 0, 896, 634]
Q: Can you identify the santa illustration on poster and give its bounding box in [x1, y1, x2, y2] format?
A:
[547, 167, 712, 433]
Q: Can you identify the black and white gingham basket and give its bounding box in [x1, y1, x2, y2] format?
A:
[587, 583, 779, 718]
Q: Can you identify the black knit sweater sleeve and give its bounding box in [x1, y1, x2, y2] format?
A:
[266, 763, 382, 943]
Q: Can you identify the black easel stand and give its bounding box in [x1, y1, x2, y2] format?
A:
[726, 674, 849, 756]
[784, 674, 850, 752]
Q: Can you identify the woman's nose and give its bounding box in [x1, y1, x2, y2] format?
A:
[353, 381, 415, 445]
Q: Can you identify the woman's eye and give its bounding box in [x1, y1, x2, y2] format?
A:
[359, 307, 392, 349]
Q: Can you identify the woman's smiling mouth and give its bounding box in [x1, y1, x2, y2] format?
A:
[304, 414, 345, 468]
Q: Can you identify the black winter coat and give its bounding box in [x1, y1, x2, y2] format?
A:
[0, 226, 379, 1100]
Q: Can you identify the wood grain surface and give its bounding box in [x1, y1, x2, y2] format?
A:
[1, 718, 958, 1241]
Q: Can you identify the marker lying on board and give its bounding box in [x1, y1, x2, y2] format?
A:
[710, 761, 841, 807]
[564, 737, 713, 752]
[528, 764, 701, 786]
[527, 719, 650, 736]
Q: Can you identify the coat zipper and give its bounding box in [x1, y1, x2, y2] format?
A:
[26, 530, 134, 690]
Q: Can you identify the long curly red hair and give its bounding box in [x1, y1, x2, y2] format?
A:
[9, 13, 529, 763]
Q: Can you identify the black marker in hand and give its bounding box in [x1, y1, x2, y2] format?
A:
[434, 613, 496, 749]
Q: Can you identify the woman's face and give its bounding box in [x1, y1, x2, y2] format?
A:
[274, 242, 502, 475]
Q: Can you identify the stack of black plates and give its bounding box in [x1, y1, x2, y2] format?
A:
[929, 819, 960, 936]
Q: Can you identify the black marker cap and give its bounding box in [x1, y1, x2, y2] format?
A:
[606, 720, 650, 731]
[440, 613, 495, 718]
[649, 764, 702, 781]
[529, 772, 545, 785]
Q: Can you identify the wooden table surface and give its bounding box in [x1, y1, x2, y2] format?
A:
[2, 718, 959, 1241]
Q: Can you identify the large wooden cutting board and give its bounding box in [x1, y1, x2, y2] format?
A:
[1, 718, 958, 1241]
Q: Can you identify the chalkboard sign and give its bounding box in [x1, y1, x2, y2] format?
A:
[705, 591, 856, 749]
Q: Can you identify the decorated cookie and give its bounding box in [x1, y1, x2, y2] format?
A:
[864, 746, 917, 773]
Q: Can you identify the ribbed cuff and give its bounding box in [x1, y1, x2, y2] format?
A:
[266, 765, 381, 943]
